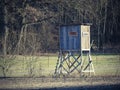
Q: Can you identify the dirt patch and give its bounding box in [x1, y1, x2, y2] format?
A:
[0, 76, 120, 89]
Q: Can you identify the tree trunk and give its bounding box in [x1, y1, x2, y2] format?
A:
[103, 0, 108, 51]
[3, 1, 9, 77]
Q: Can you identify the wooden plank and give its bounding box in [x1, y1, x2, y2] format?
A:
[81, 25, 90, 51]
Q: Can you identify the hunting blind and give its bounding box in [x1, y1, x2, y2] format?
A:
[55, 24, 95, 76]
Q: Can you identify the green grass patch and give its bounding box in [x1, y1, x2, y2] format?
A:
[92, 54, 120, 76]
[0, 54, 120, 77]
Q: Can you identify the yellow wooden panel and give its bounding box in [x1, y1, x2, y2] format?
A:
[81, 25, 90, 51]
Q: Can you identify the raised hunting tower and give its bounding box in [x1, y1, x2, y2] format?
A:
[55, 24, 95, 76]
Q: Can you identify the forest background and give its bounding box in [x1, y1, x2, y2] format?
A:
[0, 0, 120, 55]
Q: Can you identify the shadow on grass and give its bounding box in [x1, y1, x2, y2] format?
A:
[0, 84, 120, 90]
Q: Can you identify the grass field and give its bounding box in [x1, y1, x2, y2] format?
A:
[0, 54, 120, 89]
[0, 54, 120, 77]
